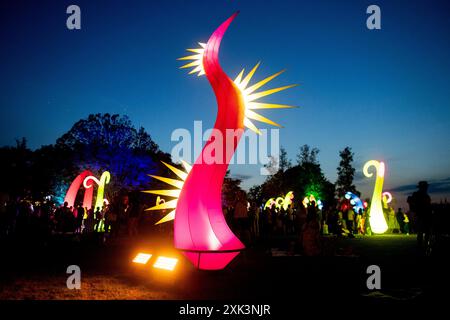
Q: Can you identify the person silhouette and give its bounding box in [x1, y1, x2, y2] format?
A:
[408, 181, 432, 251]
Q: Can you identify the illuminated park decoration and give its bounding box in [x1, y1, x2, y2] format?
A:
[344, 191, 364, 213]
[145, 12, 297, 270]
[144, 160, 192, 225]
[83, 171, 111, 211]
[382, 191, 393, 208]
[64, 170, 94, 209]
[64, 170, 111, 211]
[264, 191, 294, 210]
[302, 194, 323, 210]
[264, 198, 276, 210]
[363, 160, 388, 234]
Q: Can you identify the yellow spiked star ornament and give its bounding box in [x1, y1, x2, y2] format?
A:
[143, 160, 191, 225]
[177, 42, 207, 76]
[234, 62, 298, 134]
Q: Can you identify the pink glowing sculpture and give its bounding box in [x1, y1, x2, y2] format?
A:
[145, 12, 297, 270]
[174, 13, 245, 270]
[64, 170, 94, 209]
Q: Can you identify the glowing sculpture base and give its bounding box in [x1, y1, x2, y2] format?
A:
[183, 251, 240, 270]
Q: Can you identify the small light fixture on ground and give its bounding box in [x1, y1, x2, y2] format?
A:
[153, 256, 178, 271]
[132, 253, 152, 265]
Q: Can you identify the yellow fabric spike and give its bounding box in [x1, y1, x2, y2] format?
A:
[186, 48, 204, 54]
[240, 62, 261, 89]
[245, 110, 282, 127]
[148, 175, 184, 189]
[144, 160, 192, 225]
[234, 68, 245, 85]
[246, 84, 298, 102]
[181, 160, 192, 172]
[161, 161, 188, 181]
[244, 70, 285, 95]
[189, 65, 203, 74]
[177, 54, 203, 61]
[143, 189, 181, 198]
[188, 68, 198, 75]
[244, 118, 261, 135]
[247, 102, 297, 109]
[155, 209, 176, 225]
[180, 60, 202, 69]
[146, 199, 178, 211]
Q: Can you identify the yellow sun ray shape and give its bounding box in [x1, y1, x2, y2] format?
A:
[179, 43, 298, 134]
[234, 62, 298, 135]
[177, 42, 207, 76]
[143, 160, 191, 225]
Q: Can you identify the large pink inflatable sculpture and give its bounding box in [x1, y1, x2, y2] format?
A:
[146, 12, 297, 270]
[175, 13, 246, 270]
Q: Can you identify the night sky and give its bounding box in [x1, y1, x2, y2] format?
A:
[1, 0, 450, 208]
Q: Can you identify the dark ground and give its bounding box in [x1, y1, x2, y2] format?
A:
[0, 232, 449, 310]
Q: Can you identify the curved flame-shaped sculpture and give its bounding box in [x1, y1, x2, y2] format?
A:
[83, 171, 111, 211]
[175, 13, 246, 270]
[64, 170, 111, 213]
[64, 170, 94, 209]
[382, 191, 393, 208]
[363, 160, 388, 234]
[145, 12, 297, 270]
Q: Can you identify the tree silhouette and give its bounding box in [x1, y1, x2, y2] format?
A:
[335, 146, 359, 198]
[222, 170, 245, 207]
[258, 144, 335, 208]
[0, 138, 33, 198]
[279, 146, 292, 172]
[297, 144, 319, 165]
[55, 113, 171, 198]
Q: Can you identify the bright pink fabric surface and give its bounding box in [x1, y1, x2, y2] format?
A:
[174, 13, 245, 270]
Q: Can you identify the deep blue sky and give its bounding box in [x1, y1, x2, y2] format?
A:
[1, 0, 450, 208]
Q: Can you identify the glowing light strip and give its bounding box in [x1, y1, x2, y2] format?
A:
[153, 256, 178, 271]
[132, 253, 152, 264]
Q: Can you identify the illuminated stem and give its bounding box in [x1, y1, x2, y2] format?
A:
[83, 171, 111, 211]
[363, 160, 388, 234]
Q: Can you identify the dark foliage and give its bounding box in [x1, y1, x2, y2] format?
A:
[335, 146, 359, 198]
[257, 144, 336, 209]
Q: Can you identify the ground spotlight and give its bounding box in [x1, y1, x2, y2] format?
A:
[132, 252, 152, 265]
[153, 256, 178, 271]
